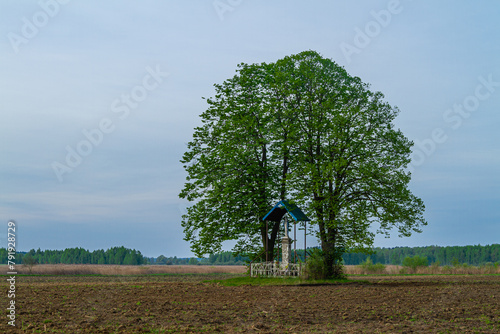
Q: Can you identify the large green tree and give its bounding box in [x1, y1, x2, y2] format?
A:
[179, 62, 285, 261]
[180, 51, 426, 277]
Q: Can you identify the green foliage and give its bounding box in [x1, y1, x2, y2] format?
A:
[2, 247, 147, 265]
[430, 261, 440, 271]
[179, 60, 286, 260]
[341, 244, 500, 266]
[402, 255, 428, 272]
[481, 262, 499, 274]
[179, 50, 426, 278]
[303, 249, 328, 280]
[152, 251, 249, 265]
[155, 255, 168, 265]
[3, 245, 498, 267]
[22, 253, 38, 273]
[359, 258, 386, 274]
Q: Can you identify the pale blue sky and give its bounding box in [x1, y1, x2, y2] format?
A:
[1, 1, 499, 257]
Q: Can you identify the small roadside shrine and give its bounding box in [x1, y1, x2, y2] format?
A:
[250, 200, 310, 277]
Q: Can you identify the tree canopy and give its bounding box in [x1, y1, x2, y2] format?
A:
[179, 50, 426, 277]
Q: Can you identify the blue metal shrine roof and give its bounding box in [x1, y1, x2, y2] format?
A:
[262, 200, 310, 222]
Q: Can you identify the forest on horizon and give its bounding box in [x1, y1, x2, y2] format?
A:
[2, 244, 499, 266]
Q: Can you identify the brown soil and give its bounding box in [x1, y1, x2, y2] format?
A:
[1, 274, 499, 333]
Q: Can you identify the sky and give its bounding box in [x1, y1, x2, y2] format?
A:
[1, 0, 499, 258]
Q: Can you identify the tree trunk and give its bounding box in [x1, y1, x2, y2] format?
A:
[320, 228, 344, 278]
[322, 238, 336, 278]
[261, 221, 280, 262]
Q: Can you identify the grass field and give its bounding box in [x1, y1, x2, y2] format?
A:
[0, 264, 246, 276]
[1, 265, 500, 333]
[4, 263, 499, 276]
[347, 264, 500, 275]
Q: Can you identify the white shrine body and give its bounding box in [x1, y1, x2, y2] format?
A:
[281, 216, 292, 269]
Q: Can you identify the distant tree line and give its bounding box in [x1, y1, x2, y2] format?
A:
[202, 251, 249, 265]
[151, 245, 500, 266]
[3, 244, 498, 266]
[342, 244, 500, 266]
[150, 255, 192, 265]
[152, 251, 249, 265]
[0, 246, 147, 265]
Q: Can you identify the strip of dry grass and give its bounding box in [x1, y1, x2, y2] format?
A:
[345, 264, 500, 275]
[3, 263, 498, 276]
[0, 264, 247, 276]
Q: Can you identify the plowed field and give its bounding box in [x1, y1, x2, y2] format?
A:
[2, 274, 499, 333]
